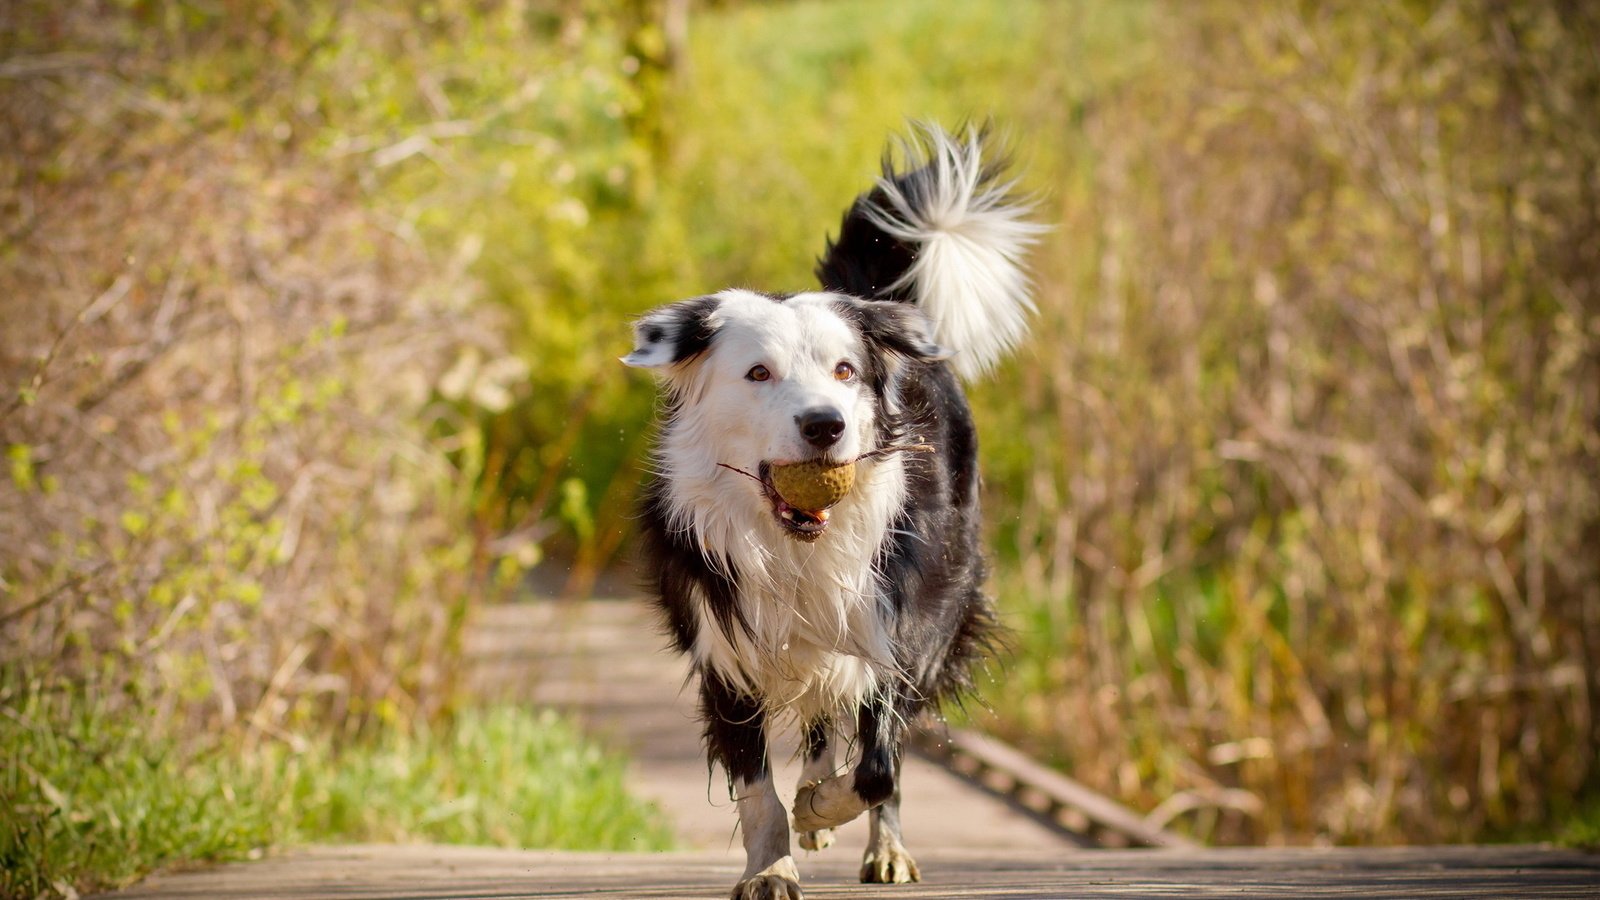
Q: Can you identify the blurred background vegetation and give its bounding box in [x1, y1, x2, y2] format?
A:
[2, 0, 1597, 894]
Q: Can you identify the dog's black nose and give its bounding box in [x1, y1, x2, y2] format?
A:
[797, 407, 846, 448]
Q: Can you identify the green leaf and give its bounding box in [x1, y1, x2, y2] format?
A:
[8, 443, 36, 492]
[120, 510, 149, 537]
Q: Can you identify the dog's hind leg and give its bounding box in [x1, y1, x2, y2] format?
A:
[860, 755, 920, 883]
[703, 673, 802, 900]
[795, 717, 837, 851]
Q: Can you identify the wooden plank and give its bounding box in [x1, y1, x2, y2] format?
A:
[102, 844, 1600, 899]
[916, 727, 1197, 849]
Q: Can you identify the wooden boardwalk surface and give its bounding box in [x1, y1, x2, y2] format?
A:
[109, 843, 1600, 898]
[94, 599, 1600, 898]
[464, 600, 1083, 854]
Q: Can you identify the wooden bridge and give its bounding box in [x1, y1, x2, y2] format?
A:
[102, 599, 1600, 899]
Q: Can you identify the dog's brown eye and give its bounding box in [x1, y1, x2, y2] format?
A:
[834, 361, 857, 382]
[746, 365, 771, 382]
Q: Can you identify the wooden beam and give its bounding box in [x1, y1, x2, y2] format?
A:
[915, 726, 1198, 850]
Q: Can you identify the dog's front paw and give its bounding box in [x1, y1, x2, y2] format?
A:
[860, 841, 921, 884]
[796, 827, 834, 851]
[792, 776, 870, 832]
[731, 874, 803, 900]
[731, 856, 803, 900]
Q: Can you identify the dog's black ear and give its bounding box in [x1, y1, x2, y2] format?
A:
[622, 295, 723, 370]
[840, 299, 952, 363]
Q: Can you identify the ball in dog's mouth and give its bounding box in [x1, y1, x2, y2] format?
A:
[758, 459, 856, 541]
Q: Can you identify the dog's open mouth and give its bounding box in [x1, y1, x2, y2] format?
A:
[757, 461, 830, 541]
[717, 446, 935, 543]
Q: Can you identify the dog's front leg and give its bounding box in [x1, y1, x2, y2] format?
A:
[702, 673, 801, 900]
[734, 772, 800, 900]
[860, 756, 920, 883]
[795, 717, 837, 851]
[845, 695, 919, 881]
[791, 695, 900, 833]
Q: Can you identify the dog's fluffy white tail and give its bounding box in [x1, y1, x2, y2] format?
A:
[861, 124, 1046, 381]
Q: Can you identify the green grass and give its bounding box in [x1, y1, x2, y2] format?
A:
[1, 684, 279, 898]
[1555, 802, 1600, 850]
[282, 706, 672, 851]
[0, 682, 672, 900]
[1521, 794, 1600, 850]
[1491, 792, 1600, 850]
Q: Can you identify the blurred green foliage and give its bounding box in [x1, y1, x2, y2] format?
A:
[2, 2, 674, 892]
[3, 0, 1598, 872]
[606, 0, 1597, 847]
[452, 0, 1074, 589]
[0, 672, 669, 898]
[971, 0, 1600, 846]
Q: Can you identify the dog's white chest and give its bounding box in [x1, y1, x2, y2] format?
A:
[691, 552, 894, 721]
[674, 456, 910, 720]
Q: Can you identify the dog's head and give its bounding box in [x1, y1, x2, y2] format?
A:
[624, 289, 947, 541]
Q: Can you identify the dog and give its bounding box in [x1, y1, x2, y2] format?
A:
[623, 123, 1041, 899]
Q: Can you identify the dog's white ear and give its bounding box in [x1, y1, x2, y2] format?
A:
[622, 296, 722, 370]
[620, 313, 675, 368]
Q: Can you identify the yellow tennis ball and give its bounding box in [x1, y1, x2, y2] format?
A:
[769, 460, 856, 512]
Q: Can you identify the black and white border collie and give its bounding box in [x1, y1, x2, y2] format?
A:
[623, 123, 1041, 899]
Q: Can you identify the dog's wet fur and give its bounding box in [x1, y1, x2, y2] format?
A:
[623, 124, 1041, 899]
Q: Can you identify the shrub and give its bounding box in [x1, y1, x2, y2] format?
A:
[985, 0, 1600, 843]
